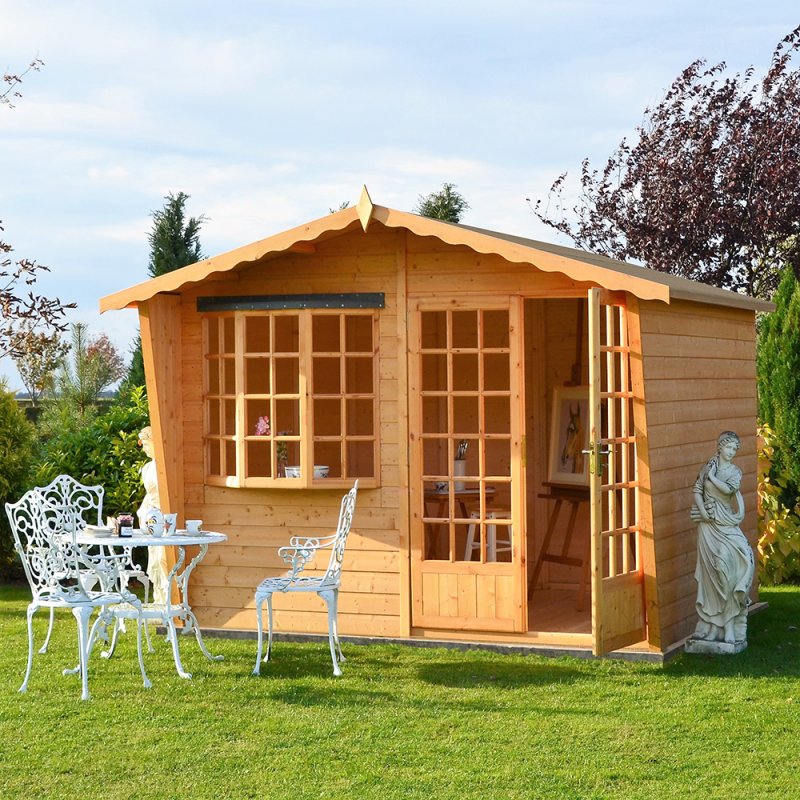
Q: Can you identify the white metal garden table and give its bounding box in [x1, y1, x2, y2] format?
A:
[73, 529, 227, 679]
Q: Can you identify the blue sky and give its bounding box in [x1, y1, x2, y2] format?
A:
[1, 1, 796, 388]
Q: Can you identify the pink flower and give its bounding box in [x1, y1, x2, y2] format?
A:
[254, 416, 270, 436]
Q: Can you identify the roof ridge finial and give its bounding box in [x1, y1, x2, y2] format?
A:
[357, 185, 374, 232]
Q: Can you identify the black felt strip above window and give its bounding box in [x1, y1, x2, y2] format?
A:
[197, 293, 385, 312]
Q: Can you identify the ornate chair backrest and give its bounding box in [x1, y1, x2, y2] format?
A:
[5, 490, 89, 603]
[37, 475, 104, 531]
[320, 481, 358, 588]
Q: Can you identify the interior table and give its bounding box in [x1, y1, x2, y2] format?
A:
[73, 529, 227, 679]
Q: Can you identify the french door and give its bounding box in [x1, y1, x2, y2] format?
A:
[587, 288, 646, 654]
[409, 298, 526, 632]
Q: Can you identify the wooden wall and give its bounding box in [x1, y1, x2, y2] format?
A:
[175, 225, 408, 637]
[637, 299, 759, 648]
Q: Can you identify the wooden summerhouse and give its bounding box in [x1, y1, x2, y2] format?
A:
[100, 188, 771, 658]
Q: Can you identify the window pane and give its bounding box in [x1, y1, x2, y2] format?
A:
[483, 353, 510, 391]
[484, 396, 510, 434]
[280, 440, 301, 474]
[346, 441, 374, 478]
[208, 441, 221, 476]
[274, 315, 299, 353]
[207, 319, 220, 355]
[421, 311, 447, 350]
[223, 358, 236, 394]
[482, 310, 509, 348]
[274, 357, 299, 394]
[346, 398, 373, 436]
[245, 316, 270, 353]
[453, 396, 479, 435]
[314, 398, 341, 436]
[424, 520, 450, 561]
[312, 316, 340, 352]
[207, 399, 220, 435]
[485, 438, 511, 478]
[207, 361, 220, 395]
[451, 311, 478, 349]
[345, 357, 373, 394]
[453, 438, 478, 477]
[274, 398, 299, 435]
[421, 353, 447, 391]
[246, 440, 272, 478]
[313, 441, 342, 479]
[223, 399, 237, 435]
[246, 398, 270, 437]
[245, 357, 270, 395]
[422, 395, 447, 434]
[452, 353, 478, 391]
[423, 438, 447, 477]
[313, 357, 341, 394]
[224, 440, 237, 476]
[344, 315, 372, 353]
[222, 317, 236, 354]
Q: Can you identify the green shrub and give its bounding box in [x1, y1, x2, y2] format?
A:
[0, 382, 36, 576]
[757, 264, 800, 508]
[757, 423, 800, 584]
[34, 385, 150, 516]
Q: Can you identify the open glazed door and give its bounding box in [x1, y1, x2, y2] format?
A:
[588, 288, 646, 654]
[409, 298, 526, 633]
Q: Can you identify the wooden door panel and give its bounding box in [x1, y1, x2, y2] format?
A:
[589, 289, 646, 654]
[410, 299, 526, 633]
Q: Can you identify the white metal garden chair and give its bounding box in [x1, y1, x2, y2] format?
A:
[253, 481, 358, 677]
[35, 474, 151, 654]
[6, 489, 150, 700]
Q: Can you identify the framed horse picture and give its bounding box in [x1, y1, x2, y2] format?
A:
[548, 386, 590, 487]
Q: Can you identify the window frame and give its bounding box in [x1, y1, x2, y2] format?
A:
[203, 309, 380, 489]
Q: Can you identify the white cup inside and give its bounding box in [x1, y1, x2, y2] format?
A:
[186, 519, 203, 533]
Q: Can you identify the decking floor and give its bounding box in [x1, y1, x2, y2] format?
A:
[528, 588, 591, 634]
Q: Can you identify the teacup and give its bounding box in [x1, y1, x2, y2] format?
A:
[163, 513, 178, 536]
[185, 519, 203, 533]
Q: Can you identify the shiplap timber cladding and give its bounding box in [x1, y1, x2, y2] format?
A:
[100, 193, 768, 657]
[637, 299, 759, 646]
[179, 227, 407, 636]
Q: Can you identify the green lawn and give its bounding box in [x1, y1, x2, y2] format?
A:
[0, 583, 798, 800]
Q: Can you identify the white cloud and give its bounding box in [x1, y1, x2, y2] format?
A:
[1, 0, 797, 391]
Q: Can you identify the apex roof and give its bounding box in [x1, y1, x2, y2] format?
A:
[100, 187, 773, 313]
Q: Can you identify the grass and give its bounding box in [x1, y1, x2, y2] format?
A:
[0, 583, 799, 800]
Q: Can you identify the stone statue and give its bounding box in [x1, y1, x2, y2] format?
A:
[685, 431, 755, 654]
[136, 426, 170, 606]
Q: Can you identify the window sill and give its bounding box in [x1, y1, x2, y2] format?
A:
[205, 476, 377, 490]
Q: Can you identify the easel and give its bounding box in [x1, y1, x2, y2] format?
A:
[528, 483, 590, 611]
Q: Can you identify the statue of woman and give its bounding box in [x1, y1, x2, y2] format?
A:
[136, 426, 169, 606]
[690, 431, 754, 644]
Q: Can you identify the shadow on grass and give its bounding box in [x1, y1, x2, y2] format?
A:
[417, 659, 585, 689]
[249, 640, 588, 715]
[664, 585, 800, 679]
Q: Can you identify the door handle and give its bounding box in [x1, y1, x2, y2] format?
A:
[582, 443, 610, 476]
